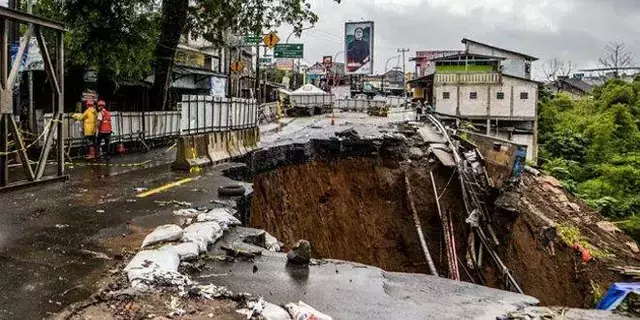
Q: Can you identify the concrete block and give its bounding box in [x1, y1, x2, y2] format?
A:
[172, 135, 212, 170]
[207, 132, 231, 163]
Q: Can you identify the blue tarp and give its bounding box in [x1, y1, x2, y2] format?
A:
[596, 282, 640, 311]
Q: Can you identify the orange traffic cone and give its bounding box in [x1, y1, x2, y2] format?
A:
[87, 145, 96, 160]
[116, 143, 126, 154]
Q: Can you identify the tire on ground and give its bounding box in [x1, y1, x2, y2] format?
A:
[218, 185, 246, 197]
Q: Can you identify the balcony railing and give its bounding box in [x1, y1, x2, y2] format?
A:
[435, 72, 502, 84]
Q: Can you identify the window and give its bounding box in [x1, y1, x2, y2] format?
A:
[520, 92, 529, 100]
[443, 92, 450, 99]
[470, 92, 477, 99]
[496, 92, 505, 100]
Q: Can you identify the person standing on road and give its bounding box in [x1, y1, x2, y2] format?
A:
[96, 100, 113, 159]
[72, 99, 98, 159]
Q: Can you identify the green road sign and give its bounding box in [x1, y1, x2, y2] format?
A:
[244, 35, 261, 44]
[259, 57, 272, 64]
[274, 44, 304, 58]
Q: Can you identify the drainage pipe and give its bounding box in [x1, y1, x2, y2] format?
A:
[404, 172, 439, 277]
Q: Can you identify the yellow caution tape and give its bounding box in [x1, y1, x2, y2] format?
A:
[136, 177, 194, 198]
[0, 119, 61, 156]
[66, 159, 153, 168]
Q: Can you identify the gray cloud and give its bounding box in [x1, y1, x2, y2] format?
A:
[276, 0, 640, 78]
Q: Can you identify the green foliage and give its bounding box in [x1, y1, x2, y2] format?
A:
[36, 0, 160, 98]
[620, 215, 640, 243]
[539, 78, 640, 233]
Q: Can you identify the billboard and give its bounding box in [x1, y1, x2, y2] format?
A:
[345, 21, 374, 75]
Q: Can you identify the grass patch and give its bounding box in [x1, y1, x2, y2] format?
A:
[556, 224, 614, 260]
[590, 280, 605, 307]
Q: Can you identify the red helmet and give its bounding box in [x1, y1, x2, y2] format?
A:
[97, 100, 106, 107]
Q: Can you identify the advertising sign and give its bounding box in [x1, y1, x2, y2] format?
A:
[415, 50, 463, 76]
[322, 56, 333, 69]
[344, 21, 374, 75]
[210, 76, 227, 98]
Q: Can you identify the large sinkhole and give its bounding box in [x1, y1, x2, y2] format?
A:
[234, 137, 612, 309]
[249, 156, 469, 277]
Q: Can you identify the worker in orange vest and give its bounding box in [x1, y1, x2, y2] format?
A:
[96, 100, 113, 159]
[72, 99, 98, 159]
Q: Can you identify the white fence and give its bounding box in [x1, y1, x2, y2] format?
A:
[335, 98, 386, 111]
[386, 96, 407, 107]
[290, 94, 334, 108]
[179, 95, 258, 135]
[43, 95, 259, 147]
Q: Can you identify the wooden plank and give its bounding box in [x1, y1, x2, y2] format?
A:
[7, 115, 34, 181]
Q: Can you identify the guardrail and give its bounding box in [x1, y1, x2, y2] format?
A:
[43, 95, 259, 147]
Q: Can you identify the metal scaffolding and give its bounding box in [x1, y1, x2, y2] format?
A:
[0, 6, 66, 191]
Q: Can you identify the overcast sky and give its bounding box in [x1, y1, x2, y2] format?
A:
[276, 0, 640, 79]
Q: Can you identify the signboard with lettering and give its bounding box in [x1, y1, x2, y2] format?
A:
[274, 44, 304, 59]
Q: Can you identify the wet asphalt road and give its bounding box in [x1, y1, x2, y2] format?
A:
[0, 149, 246, 319]
[0, 112, 416, 319]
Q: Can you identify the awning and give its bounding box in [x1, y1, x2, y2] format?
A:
[174, 65, 226, 77]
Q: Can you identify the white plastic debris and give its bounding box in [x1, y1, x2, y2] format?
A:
[161, 242, 200, 261]
[141, 224, 183, 248]
[124, 249, 189, 290]
[181, 222, 223, 252]
[262, 302, 292, 320]
[197, 284, 234, 300]
[285, 301, 332, 320]
[173, 208, 202, 218]
[196, 208, 241, 229]
[264, 232, 281, 252]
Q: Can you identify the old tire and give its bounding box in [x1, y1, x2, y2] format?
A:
[218, 185, 246, 197]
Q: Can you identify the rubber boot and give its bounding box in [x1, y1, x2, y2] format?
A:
[87, 146, 96, 160]
[117, 143, 126, 154]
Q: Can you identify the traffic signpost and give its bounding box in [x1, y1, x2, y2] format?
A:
[263, 32, 280, 49]
[231, 60, 245, 73]
[274, 44, 304, 59]
[243, 34, 261, 44]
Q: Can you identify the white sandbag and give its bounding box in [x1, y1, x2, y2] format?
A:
[196, 208, 241, 229]
[173, 208, 202, 217]
[285, 301, 332, 320]
[161, 242, 200, 261]
[265, 232, 281, 252]
[262, 302, 292, 320]
[181, 222, 224, 252]
[141, 224, 183, 248]
[124, 249, 189, 290]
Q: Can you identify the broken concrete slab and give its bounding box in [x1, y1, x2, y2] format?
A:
[408, 147, 424, 160]
[287, 240, 311, 266]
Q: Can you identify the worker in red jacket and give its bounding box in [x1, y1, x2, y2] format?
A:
[96, 100, 113, 159]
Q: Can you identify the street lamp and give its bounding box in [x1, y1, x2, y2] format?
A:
[286, 25, 315, 89]
[383, 55, 400, 93]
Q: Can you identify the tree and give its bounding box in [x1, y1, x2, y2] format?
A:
[35, 0, 160, 103]
[598, 42, 633, 78]
[151, 0, 340, 110]
[542, 58, 575, 82]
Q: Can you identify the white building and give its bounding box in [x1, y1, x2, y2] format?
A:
[421, 40, 541, 161]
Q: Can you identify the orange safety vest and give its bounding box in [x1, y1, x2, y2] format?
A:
[98, 109, 112, 133]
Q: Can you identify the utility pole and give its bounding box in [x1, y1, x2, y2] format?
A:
[398, 48, 409, 97]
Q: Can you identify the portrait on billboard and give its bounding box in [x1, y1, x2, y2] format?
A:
[345, 21, 374, 74]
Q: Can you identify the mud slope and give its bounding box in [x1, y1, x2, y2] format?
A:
[493, 173, 640, 308]
[250, 157, 466, 276]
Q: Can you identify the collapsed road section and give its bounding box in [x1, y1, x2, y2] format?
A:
[54, 112, 638, 319]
